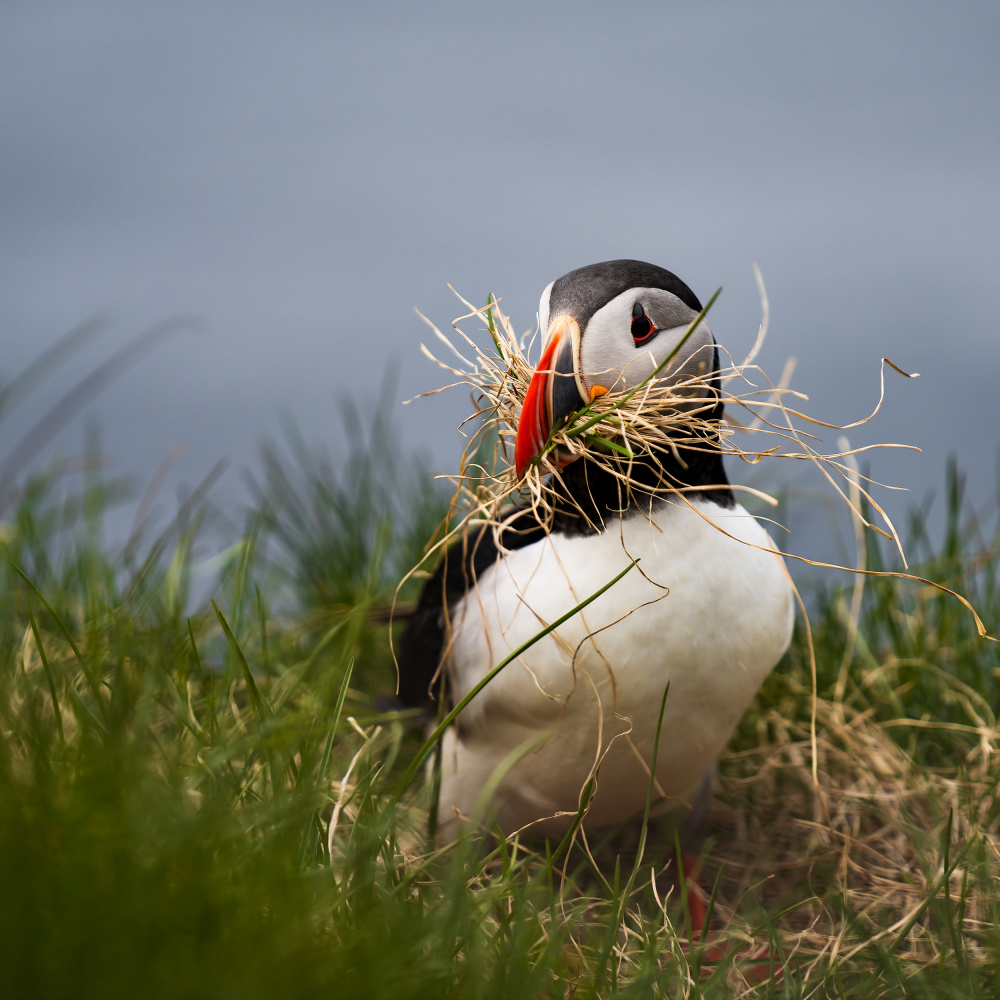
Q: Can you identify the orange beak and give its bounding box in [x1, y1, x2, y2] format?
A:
[514, 316, 585, 479]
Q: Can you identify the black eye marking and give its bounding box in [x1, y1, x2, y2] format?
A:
[631, 302, 655, 345]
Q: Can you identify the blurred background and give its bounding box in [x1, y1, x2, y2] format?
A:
[2, 1, 998, 566]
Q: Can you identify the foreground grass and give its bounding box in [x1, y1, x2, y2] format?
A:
[0, 441, 998, 998]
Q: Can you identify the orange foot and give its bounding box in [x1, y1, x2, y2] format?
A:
[679, 852, 784, 985]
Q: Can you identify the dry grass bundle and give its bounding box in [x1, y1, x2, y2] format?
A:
[709, 688, 1000, 986]
[416, 280, 918, 561]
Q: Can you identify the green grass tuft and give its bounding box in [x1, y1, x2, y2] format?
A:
[0, 408, 997, 997]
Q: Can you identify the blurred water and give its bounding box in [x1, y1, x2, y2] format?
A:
[2, 2, 997, 571]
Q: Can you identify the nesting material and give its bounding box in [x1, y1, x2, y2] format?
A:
[710, 688, 1000, 984]
[415, 282, 917, 561]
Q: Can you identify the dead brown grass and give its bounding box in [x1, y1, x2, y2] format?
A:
[708, 686, 1000, 983]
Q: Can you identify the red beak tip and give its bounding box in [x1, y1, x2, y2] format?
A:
[514, 324, 567, 482]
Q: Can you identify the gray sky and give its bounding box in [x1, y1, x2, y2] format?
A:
[2, 2, 998, 563]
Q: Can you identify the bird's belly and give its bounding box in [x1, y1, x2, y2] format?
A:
[438, 499, 794, 838]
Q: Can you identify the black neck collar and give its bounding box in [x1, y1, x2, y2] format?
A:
[544, 438, 734, 538]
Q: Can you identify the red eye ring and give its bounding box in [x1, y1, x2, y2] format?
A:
[631, 303, 656, 345]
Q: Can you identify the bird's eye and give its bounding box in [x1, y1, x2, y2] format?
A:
[631, 302, 655, 344]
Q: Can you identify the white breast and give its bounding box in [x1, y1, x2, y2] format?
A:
[437, 498, 794, 840]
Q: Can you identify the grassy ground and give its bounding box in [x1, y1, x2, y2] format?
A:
[1, 420, 997, 997]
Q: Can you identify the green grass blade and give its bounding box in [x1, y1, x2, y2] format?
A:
[305, 659, 355, 866]
[213, 600, 270, 723]
[630, 681, 670, 878]
[186, 617, 217, 737]
[485, 293, 505, 360]
[549, 776, 595, 864]
[325, 658, 355, 772]
[585, 434, 632, 458]
[12, 563, 104, 714]
[27, 604, 64, 745]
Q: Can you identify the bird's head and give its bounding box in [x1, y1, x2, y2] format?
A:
[514, 259, 720, 479]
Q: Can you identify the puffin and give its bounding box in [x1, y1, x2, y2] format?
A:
[398, 259, 794, 851]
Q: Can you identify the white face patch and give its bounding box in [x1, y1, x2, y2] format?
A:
[537, 281, 555, 348]
[578, 287, 716, 397]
